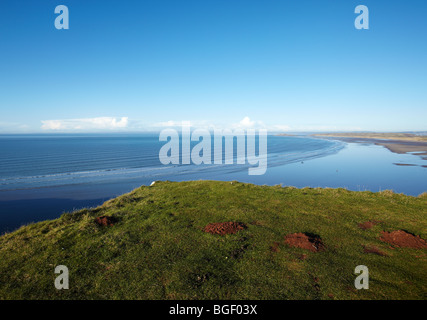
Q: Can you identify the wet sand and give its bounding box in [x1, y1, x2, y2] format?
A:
[313, 136, 427, 167]
[314, 136, 427, 156]
[312, 132, 427, 143]
[378, 142, 427, 156]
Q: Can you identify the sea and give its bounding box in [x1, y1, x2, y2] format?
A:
[0, 133, 426, 233]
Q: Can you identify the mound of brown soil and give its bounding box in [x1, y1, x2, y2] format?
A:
[380, 230, 427, 249]
[284, 233, 325, 252]
[95, 216, 117, 227]
[358, 220, 382, 230]
[363, 245, 387, 256]
[270, 241, 281, 253]
[203, 222, 247, 235]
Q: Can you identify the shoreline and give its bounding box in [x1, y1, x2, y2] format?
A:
[313, 135, 427, 160]
[2, 136, 426, 233]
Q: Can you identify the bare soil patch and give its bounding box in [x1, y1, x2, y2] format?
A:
[363, 245, 387, 256]
[270, 241, 281, 253]
[203, 222, 247, 236]
[284, 233, 325, 252]
[380, 230, 427, 249]
[95, 216, 117, 227]
[298, 254, 308, 260]
[358, 220, 382, 230]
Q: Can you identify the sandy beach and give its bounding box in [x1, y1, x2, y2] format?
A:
[313, 133, 427, 160]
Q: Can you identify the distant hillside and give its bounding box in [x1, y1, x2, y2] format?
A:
[312, 132, 427, 142]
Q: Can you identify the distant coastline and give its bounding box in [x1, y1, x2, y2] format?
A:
[311, 132, 427, 159]
[311, 132, 427, 142]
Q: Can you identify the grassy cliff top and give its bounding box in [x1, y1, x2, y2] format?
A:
[0, 181, 426, 300]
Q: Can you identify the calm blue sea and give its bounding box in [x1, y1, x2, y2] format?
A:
[0, 134, 426, 233]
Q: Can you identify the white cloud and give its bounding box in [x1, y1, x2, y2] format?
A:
[152, 120, 188, 127]
[232, 116, 266, 129]
[239, 116, 255, 128]
[41, 117, 129, 131]
[152, 117, 278, 131]
[151, 120, 212, 128]
[0, 122, 31, 133]
[290, 125, 364, 132]
[147, 117, 363, 133]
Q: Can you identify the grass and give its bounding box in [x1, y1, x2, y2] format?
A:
[0, 180, 426, 300]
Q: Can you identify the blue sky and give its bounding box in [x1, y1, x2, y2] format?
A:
[0, 0, 426, 133]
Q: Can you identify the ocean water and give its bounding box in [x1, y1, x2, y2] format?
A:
[0, 134, 426, 233]
[0, 134, 341, 191]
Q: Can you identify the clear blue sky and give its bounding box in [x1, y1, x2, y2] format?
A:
[0, 0, 426, 133]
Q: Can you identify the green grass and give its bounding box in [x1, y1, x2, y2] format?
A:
[0, 180, 426, 300]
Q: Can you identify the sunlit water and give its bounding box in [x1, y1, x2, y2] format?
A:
[0, 134, 425, 233]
